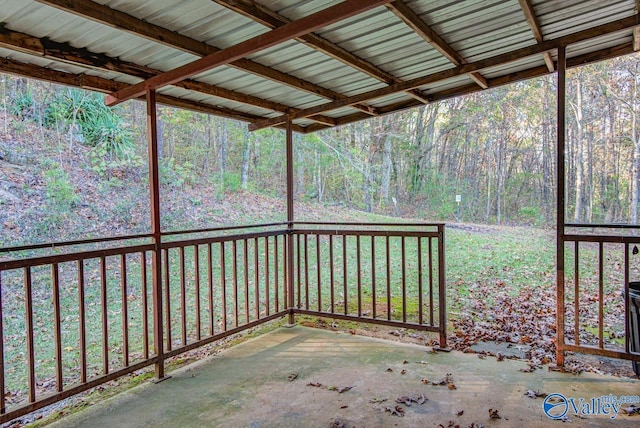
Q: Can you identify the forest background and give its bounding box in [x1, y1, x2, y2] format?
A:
[1, 53, 640, 247]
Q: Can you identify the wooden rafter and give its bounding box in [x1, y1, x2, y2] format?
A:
[0, 25, 338, 126]
[104, 0, 394, 105]
[214, 0, 431, 104]
[386, 0, 488, 89]
[303, 41, 636, 133]
[518, 0, 555, 72]
[0, 57, 313, 132]
[250, 13, 640, 131]
[35, 0, 378, 115]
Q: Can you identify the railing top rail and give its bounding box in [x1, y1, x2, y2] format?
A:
[0, 243, 155, 271]
[565, 223, 640, 229]
[292, 221, 444, 227]
[161, 229, 287, 249]
[292, 228, 439, 238]
[563, 233, 640, 244]
[0, 233, 153, 254]
[162, 222, 288, 237]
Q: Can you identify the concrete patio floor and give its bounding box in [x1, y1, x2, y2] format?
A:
[50, 326, 639, 427]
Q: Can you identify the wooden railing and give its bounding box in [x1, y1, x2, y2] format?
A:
[558, 224, 640, 367]
[0, 221, 446, 423]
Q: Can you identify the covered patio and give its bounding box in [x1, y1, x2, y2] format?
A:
[0, 0, 640, 425]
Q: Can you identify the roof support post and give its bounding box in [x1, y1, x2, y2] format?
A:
[146, 89, 167, 380]
[556, 46, 566, 367]
[285, 118, 296, 325]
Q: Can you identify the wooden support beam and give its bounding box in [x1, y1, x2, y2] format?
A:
[34, 0, 377, 114]
[214, 0, 432, 105]
[386, 0, 489, 89]
[301, 41, 636, 133]
[518, 0, 555, 72]
[0, 57, 311, 132]
[250, 14, 640, 131]
[104, 0, 394, 105]
[634, 27, 640, 51]
[0, 25, 291, 113]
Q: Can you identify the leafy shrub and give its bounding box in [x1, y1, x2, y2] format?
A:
[43, 164, 79, 214]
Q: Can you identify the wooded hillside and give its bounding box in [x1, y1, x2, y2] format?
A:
[0, 53, 639, 246]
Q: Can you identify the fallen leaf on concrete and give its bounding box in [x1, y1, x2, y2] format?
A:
[457, 410, 464, 416]
[400, 369, 407, 375]
[369, 398, 388, 404]
[340, 405, 348, 409]
[308, 382, 323, 388]
[524, 389, 547, 399]
[415, 360, 429, 365]
[328, 386, 353, 393]
[384, 405, 405, 417]
[287, 373, 298, 381]
[448, 383, 457, 390]
[403, 360, 409, 364]
[330, 419, 345, 428]
[488, 408, 501, 419]
[396, 396, 414, 406]
[386, 368, 393, 372]
[622, 404, 640, 415]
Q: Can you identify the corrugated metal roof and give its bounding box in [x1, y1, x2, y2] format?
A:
[0, 0, 637, 132]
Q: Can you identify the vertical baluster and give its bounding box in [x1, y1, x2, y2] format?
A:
[329, 235, 335, 314]
[304, 234, 309, 310]
[428, 238, 434, 326]
[0, 272, 5, 413]
[140, 252, 149, 360]
[343, 235, 348, 315]
[274, 235, 279, 313]
[574, 241, 579, 346]
[316, 234, 321, 312]
[624, 243, 630, 354]
[208, 243, 214, 336]
[221, 242, 227, 332]
[233, 240, 239, 328]
[179, 247, 187, 346]
[371, 236, 376, 319]
[24, 267, 36, 402]
[78, 260, 87, 382]
[598, 242, 604, 349]
[357, 235, 362, 317]
[265, 237, 270, 316]
[163, 249, 172, 352]
[254, 237, 260, 320]
[386, 236, 391, 321]
[401, 236, 407, 323]
[417, 237, 423, 325]
[100, 256, 109, 374]
[297, 233, 301, 309]
[244, 239, 250, 324]
[120, 255, 129, 367]
[194, 245, 201, 341]
[52, 263, 63, 391]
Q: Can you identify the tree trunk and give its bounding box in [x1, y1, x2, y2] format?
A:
[241, 128, 250, 190]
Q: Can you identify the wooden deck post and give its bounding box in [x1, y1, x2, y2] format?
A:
[556, 46, 566, 367]
[146, 89, 166, 378]
[286, 118, 295, 325]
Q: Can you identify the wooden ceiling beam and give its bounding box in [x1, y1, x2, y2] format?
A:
[253, 13, 640, 131]
[518, 0, 555, 72]
[0, 57, 312, 132]
[386, 0, 488, 89]
[302, 41, 636, 133]
[103, 0, 394, 105]
[0, 25, 336, 127]
[214, 0, 432, 105]
[34, 0, 377, 114]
